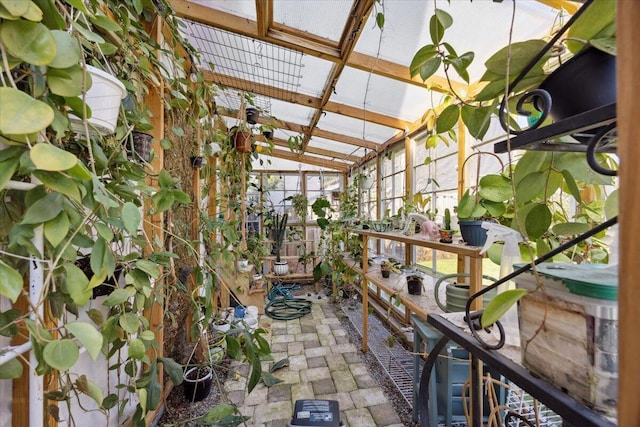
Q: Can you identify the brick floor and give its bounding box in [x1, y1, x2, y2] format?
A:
[222, 296, 405, 426]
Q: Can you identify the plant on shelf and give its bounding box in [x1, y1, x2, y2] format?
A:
[439, 208, 456, 243]
[380, 259, 401, 279]
[271, 213, 289, 275]
[287, 134, 305, 154]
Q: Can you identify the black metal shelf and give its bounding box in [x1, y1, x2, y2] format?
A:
[493, 103, 616, 153]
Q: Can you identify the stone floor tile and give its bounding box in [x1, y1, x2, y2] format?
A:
[287, 341, 305, 356]
[244, 384, 268, 406]
[350, 388, 388, 408]
[254, 400, 293, 424]
[295, 332, 320, 342]
[354, 373, 378, 389]
[369, 402, 403, 426]
[342, 351, 363, 364]
[287, 324, 302, 335]
[270, 342, 288, 352]
[306, 356, 327, 368]
[287, 354, 308, 371]
[331, 342, 357, 354]
[315, 324, 332, 336]
[348, 362, 369, 377]
[332, 328, 347, 337]
[265, 419, 289, 427]
[291, 382, 314, 401]
[334, 335, 350, 344]
[305, 346, 330, 358]
[271, 334, 294, 344]
[303, 339, 321, 349]
[300, 366, 331, 382]
[226, 390, 245, 406]
[315, 392, 355, 411]
[312, 377, 337, 395]
[277, 370, 301, 385]
[321, 317, 341, 325]
[224, 377, 247, 392]
[344, 407, 376, 426]
[268, 383, 292, 403]
[325, 353, 347, 372]
[300, 324, 317, 333]
[318, 334, 337, 347]
[331, 369, 358, 393]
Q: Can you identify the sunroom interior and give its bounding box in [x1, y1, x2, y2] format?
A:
[1, 0, 638, 426]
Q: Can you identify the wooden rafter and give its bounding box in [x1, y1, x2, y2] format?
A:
[260, 136, 360, 163]
[268, 147, 349, 171]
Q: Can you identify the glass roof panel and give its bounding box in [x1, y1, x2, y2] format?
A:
[188, 0, 257, 20]
[273, 1, 352, 43]
[355, 1, 562, 82]
[307, 136, 362, 156]
[298, 55, 334, 98]
[265, 98, 316, 125]
[317, 112, 398, 144]
[332, 66, 433, 122]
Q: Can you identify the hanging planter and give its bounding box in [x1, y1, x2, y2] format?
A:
[183, 365, 213, 402]
[245, 107, 259, 124]
[231, 126, 252, 153]
[70, 65, 127, 136]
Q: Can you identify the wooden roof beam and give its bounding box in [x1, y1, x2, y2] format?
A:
[267, 147, 349, 171]
[258, 136, 360, 163]
[254, 0, 270, 38]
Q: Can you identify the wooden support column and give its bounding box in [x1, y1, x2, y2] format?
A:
[11, 290, 29, 427]
[404, 136, 413, 266]
[361, 234, 369, 353]
[617, 2, 640, 426]
[457, 119, 467, 279]
[142, 15, 165, 390]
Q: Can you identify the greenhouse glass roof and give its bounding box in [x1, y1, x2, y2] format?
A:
[171, 0, 579, 171]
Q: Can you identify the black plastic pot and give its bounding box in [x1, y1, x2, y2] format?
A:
[407, 275, 423, 295]
[183, 365, 213, 402]
[262, 130, 273, 140]
[536, 47, 616, 122]
[126, 131, 152, 162]
[190, 156, 203, 168]
[246, 107, 259, 125]
[381, 268, 391, 279]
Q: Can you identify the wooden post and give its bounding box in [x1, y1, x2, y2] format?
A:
[617, 2, 640, 426]
[361, 234, 369, 353]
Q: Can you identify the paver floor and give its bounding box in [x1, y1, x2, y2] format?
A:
[223, 295, 405, 426]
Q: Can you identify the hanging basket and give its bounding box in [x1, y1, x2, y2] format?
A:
[124, 131, 152, 162]
[246, 107, 259, 124]
[231, 126, 252, 153]
[70, 65, 126, 136]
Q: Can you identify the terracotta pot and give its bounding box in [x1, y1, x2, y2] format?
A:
[231, 126, 252, 153]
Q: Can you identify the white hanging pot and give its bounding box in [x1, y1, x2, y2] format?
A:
[273, 261, 289, 276]
[70, 65, 126, 136]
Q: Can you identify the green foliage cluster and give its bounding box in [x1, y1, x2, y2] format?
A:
[0, 1, 269, 425]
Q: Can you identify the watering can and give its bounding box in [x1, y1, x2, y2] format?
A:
[434, 273, 498, 313]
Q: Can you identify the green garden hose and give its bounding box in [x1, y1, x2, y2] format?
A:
[264, 297, 312, 320]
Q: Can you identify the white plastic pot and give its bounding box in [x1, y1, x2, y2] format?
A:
[273, 261, 289, 276]
[70, 65, 126, 136]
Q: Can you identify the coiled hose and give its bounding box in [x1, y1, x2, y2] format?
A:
[264, 297, 312, 320]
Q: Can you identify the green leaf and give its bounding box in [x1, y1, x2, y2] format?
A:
[43, 339, 79, 371]
[448, 51, 474, 83]
[604, 189, 618, 219]
[419, 57, 442, 82]
[524, 203, 551, 240]
[484, 40, 549, 77]
[47, 65, 87, 97]
[95, 222, 114, 241]
[44, 211, 69, 248]
[65, 321, 103, 361]
[456, 189, 475, 219]
[128, 338, 145, 360]
[0, 87, 54, 134]
[0, 358, 23, 379]
[0, 259, 23, 302]
[0, 0, 30, 16]
[91, 237, 115, 279]
[158, 357, 183, 386]
[409, 44, 437, 79]
[515, 171, 545, 204]
[261, 371, 283, 387]
[76, 375, 103, 405]
[561, 169, 581, 203]
[91, 176, 118, 209]
[122, 202, 141, 234]
[269, 358, 290, 373]
[481, 289, 528, 328]
[429, 11, 446, 44]
[119, 312, 139, 334]
[460, 104, 493, 140]
[0, 20, 56, 65]
[0, 157, 19, 191]
[62, 263, 91, 306]
[566, 0, 616, 54]
[375, 12, 384, 30]
[435, 105, 459, 134]
[135, 260, 160, 279]
[22, 192, 64, 224]
[31, 143, 77, 171]
[552, 222, 590, 236]
[90, 14, 122, 33]
[87, 308, 104, 327]
[247, 354, 262, 393]
[478, 174, 512, 202]
[201, 404, 236, 424]
[102, 287, 134, 306]
[33, 170, 82, 202]
[49, 30, 81, 69]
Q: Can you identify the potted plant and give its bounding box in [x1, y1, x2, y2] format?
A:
[287, 134, 305, 154]
[405, 270, 424, 295]
[271, 213, 289, 275]
[246, 106, 259, 124]
[410, 0, 616, 142]
[231, 124, 253, 153]
[380, 259, 401, 279]
[183, 364, 213, 402]
[287, 193, 308, 223]
[439, 208, 455, 243]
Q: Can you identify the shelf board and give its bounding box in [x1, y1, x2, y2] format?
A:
[493, 103, 616, 153]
